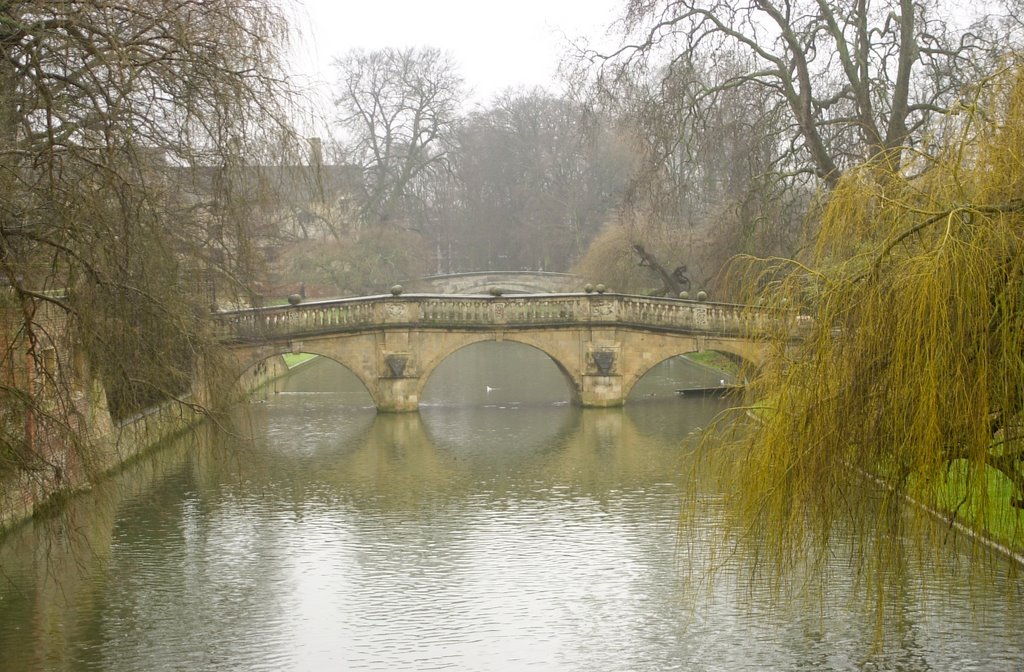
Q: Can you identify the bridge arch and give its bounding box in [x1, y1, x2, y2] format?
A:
[223, 339, 387, 409]
[620, 340, 763, 401]
[416, 335, 581, 406]
[233, 349, 385, 406]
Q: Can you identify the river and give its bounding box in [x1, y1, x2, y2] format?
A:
[0, 343, 1022, 670]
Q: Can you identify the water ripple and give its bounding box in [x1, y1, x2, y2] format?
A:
[1, 357, 1022, 670]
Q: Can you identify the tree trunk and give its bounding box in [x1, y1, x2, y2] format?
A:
[632, 244, 688, 295]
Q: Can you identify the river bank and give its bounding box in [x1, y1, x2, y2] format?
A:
[0, 353, 299, 537]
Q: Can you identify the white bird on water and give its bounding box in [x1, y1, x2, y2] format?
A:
[486, 385, 498, 393]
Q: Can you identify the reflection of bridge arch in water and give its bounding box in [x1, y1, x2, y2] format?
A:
[201, 397, 726, 513]
[212, 293, 784, 411]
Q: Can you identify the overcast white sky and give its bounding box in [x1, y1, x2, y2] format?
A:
[288, 0, 626, 130]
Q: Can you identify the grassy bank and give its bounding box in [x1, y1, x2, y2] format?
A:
[735, 390, 1024, 558]
[683, 351, 741, 377]
[931, 460, 1024, 554]
[282, 353, 318, 368]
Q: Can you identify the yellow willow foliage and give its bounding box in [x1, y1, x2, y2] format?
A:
[710, 62, 1024, 603]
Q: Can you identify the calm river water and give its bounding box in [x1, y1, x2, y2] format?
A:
[1, 343, 1023, 671]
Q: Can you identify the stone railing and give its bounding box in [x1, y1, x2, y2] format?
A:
[211, 293, 778, 343]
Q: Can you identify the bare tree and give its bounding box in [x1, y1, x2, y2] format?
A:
[602, 0, 1014, 187]
[579, 54, 811, 295]
[0, 1, 296, 486]
[447, 89, 633, 272]
[332, 47, 463, 227]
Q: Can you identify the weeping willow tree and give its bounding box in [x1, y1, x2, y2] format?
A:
[0, 1, 299, 498]
[716, 61, 1024, 605]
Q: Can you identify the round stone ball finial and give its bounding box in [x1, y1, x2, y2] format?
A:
[390, 284, 403, 296]
[584, 283, 594, 294]
[287, 294, 302, 306]
[595, 283, 607, 294]
[696, 290, 708, 301]
[679, 291, 689, 299]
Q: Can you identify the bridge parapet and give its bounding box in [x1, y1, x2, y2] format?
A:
[212, 293, 777, 342]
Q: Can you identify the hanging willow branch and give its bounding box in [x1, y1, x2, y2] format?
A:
[0, 1, 299, 492]
[706, 60, 1024, 614]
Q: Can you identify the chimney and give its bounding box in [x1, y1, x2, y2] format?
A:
[308, 137, 323, 169]
[308, 137, 324, 201]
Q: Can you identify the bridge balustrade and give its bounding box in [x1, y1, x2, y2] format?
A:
[212, 293, 777, 343]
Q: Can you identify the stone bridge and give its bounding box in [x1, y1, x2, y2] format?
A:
[401, 271, 584, 294]
[211, 292, 783, 412]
